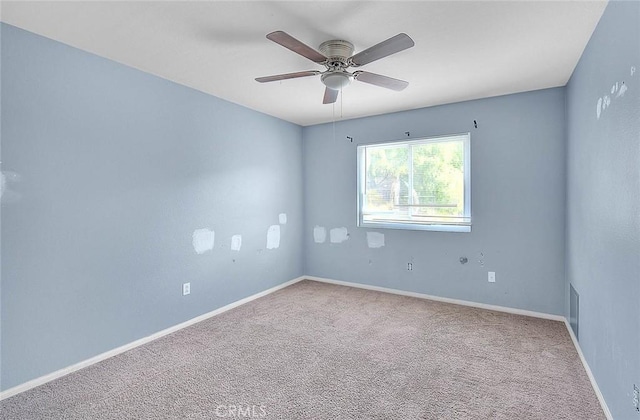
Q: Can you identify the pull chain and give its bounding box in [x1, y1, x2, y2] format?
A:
[332, 101, 336, 142]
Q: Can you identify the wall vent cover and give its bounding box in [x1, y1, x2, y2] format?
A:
[569, 283, 579, 339]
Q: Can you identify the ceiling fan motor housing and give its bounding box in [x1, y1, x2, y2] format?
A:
[319, 39, 354, 69]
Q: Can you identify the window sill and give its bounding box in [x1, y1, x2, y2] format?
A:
[358, 221, 471, 233]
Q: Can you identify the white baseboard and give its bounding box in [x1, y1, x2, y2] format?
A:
[304, 275, 565, 321]
[562, 319, 613, 420]
[0, 276, 306, 401]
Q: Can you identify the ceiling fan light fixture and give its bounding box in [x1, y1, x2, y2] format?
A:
[321, 72, 352, 90]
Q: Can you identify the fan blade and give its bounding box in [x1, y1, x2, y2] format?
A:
[354, 71, 409, 91]
[323, 87, 339, 104]
[255, 71, 320, 83]
[350, 33, 415, 67]
[266, 31, 327, 64]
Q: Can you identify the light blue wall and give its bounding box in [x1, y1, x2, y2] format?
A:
[303, 88, 567, 316]
[565, 1, 640, 418]
[0, 24, 304, 391]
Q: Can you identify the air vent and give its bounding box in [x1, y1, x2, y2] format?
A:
[569, 284, 579, 339]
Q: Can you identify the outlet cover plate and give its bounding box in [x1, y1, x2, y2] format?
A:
[183, 282, 191, 296]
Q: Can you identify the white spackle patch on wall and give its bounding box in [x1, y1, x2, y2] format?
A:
[0, 170, 23, 203]
[330, 227, 349, 244]
[279, 213, 287, 224]
[192, 228, 215, 254]
[0, 172, 5, 198]
[313, 226, 326, 243]
[596, 66, 636, 120]
[366, 231, 385, 248]
[266, 225, 280, 249]
[231, 234, 242, 251]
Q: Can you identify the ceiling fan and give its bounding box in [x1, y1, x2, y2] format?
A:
[255, 31, 415, 104]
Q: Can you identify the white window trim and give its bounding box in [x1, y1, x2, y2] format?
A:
[357, 133, 471, 233]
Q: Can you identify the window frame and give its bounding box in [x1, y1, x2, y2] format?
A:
[356, 133, 471, 233]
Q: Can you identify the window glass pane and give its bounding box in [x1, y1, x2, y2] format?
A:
[364, 145, 408, 216]
[411, 141, 464, 223]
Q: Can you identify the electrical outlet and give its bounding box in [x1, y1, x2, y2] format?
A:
[633, 384, 639, 412]
[488, 271, 496, 283]
[182, 282, 191, 296]
[407, 262, 413, 271]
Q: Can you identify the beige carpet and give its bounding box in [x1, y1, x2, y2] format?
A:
[1, 280, 604, 419]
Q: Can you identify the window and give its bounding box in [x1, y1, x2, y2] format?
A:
[357, 133, 471, 232]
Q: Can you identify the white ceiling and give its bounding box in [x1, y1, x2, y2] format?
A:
[1, 1, 607, 126]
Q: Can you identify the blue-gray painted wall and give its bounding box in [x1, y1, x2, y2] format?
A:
[0, 24, 304, 391]
[303, 88, 567, 316]
[566, 1, 640, 418]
